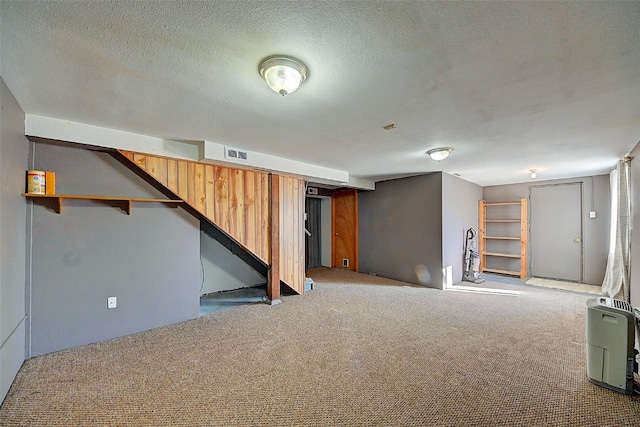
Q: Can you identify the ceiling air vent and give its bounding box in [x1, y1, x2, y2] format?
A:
[225, 147, 249, 162]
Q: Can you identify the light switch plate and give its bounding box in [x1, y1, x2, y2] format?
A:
[107, 296, 117, 309]
[589, 210, 596, 219]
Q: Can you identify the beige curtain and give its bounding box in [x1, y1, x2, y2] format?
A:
[601, 160, 631, 301]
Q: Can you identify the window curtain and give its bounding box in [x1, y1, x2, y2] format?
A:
[601, 160, 631, 301]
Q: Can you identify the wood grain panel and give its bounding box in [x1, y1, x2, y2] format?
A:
[186, 162, 196, 206]
[229, 169, 245, 244]
[156, 157, 168, 187]
[205, 165, 215, 218]
[479, 200, 487, 273]
[279, 175, 305, 294]
[244, 171, 256, 255]
[520, 198, 528, 279]
[268, 174, 281, 302]
[177, 161, 188, 201]
[259, 172, 270, 261]
[133, 153, 147, 170]
[214, 167, 230, 232]
[167, 159, 178, 193]
[194, 163, 206, 213]
[118, 150, 277, 266]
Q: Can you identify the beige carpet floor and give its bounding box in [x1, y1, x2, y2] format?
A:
[1, 267, 639, 426]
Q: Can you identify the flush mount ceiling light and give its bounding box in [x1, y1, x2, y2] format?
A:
[530, 169, 538, 179]
[259, 55, 308, 96]
[426, 147, 453, 161]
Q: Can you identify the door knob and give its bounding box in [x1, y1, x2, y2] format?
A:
[574, 238, 581, 243]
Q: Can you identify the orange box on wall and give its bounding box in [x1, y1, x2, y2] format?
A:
[45, 171, 56, 195]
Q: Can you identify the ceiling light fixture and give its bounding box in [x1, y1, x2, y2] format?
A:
[426, 147, 453, 161]
[258, 55, 308, 96]
[530, 169, 538, 179]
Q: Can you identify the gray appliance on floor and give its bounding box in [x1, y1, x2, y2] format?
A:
[585, 297, 637, 395]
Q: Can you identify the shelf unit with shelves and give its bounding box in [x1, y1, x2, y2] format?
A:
[479, 199, 528, 279]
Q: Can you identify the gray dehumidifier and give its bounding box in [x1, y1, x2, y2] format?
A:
[585, 297, 636, 394]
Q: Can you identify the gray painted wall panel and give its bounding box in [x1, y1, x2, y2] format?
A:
[483, 175, 610, 285]
[29, 143, 201, 356]
[0, 78, 28, 402]
[200, 229, 265, 295]
[359, 173, 443, 288]
[441, 173, 483, 285]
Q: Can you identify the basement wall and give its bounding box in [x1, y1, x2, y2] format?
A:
[359, 173, 443, 288]
[441, 173, 483, 286]
[28, 143, 201, 356]
[0, 78, 28, 403]
[483, 175, 610, 285]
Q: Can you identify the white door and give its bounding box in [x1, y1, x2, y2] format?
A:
[530, 183, 582, 281]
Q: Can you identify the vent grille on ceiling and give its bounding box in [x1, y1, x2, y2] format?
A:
[225, 147, 249, 161]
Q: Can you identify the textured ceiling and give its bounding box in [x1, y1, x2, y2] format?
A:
[1, 1, 639, 186]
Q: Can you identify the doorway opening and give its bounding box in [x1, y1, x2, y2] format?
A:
[305, 195, 332, 269]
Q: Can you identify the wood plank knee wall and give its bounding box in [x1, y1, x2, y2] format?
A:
[119, 151, 305, 295]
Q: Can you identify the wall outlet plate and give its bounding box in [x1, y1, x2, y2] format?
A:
[589, 210, 597, 219]
[107, 296, 117, 309]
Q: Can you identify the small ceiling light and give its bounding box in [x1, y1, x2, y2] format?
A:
[259, 55, 308, 96]
[530, 169, 537, 179]
[426, 147, 453, 161]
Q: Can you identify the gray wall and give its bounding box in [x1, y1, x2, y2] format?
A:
[359, 173, 443, 288]
[483, 175, 610, 285]
[0, 78, 28, 403]
[200, 229, 265, 295]
[29, 143, 201, 356]
[441, 173, 483, 286]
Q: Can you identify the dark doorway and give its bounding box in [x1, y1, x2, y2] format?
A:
[305, 197, 322, 268]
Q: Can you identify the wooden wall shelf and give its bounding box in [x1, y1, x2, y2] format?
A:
[22, 193, 182, 215]
[479, 198, 528, 279]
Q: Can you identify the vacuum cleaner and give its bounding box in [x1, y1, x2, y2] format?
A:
[463, 227, 484, 284]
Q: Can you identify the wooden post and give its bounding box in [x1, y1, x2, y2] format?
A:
[267, 174, 281, 304]
[520, 198, 528, 279]
[478, 200, 486, 273]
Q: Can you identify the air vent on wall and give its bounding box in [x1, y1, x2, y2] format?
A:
[225, 147, 249, 161]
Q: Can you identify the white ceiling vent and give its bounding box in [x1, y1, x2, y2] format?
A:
[225, 147, 249, 162]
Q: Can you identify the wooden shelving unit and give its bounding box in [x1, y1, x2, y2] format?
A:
[479, 199, 528, 279]
[22, 193, 182, 215]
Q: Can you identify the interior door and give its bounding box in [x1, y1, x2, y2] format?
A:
[530, 183, 582, 281]
[332, 189, 358, 271]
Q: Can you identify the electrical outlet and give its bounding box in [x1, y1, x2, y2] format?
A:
[107, 297, 117, 309]
[589, 210, 597, 219]
[342, 258, 350, 268]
